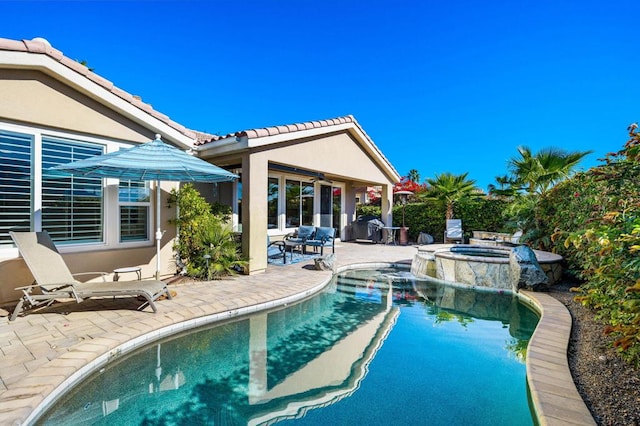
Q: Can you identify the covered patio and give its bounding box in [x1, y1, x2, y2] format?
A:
[193, 115, 401, 274]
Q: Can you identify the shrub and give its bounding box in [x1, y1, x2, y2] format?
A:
[188, 215, 248, 280]
[356, 204, 381, 219]
[534, 125, 640, 365]
[170, 184, 247, 280]
[356, 198, 509, 242]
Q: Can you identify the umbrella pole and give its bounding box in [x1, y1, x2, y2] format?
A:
[155, 179, 162, 280]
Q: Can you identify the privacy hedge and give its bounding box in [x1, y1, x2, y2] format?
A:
[534, 129, 640, 365]
[357, 198, 510, 242]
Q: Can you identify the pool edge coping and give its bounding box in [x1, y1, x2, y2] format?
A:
[519, 290, 596, 426]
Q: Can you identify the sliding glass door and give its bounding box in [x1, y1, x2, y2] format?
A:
[320, 184, 342, 235]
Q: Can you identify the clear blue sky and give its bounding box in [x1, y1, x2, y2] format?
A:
[3, 0, 638, 191]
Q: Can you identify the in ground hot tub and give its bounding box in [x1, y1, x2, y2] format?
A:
[412, 245, 563, 290]
[436, 245, 513, 290]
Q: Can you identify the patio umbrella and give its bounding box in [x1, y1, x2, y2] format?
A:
[49, 134, 238, 279]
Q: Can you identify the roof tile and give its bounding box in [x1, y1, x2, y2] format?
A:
[86, 72, 114, 91]
[253, 129, 269, 138]
[0, 38, 28, 52]
[110, 86, 134, 103]
[194, 114, 361, 146]
[192, 113, 397, 178]
[59, 56, 90, 76]
[22, 39, 50, 54]
[265, 127, 278, 136]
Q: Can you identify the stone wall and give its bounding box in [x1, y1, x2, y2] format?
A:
[412, 245, 563, 291]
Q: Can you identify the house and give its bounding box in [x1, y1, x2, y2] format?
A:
[193, 116, 400, 273]
[0, 37, 399, 305]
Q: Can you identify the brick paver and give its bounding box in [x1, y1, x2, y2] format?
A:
[0, 242, 594, 425]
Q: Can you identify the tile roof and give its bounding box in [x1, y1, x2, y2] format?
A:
[195, 115, 366, 145]
[195, 114, 400, 180]
[0, 37, 196, 140]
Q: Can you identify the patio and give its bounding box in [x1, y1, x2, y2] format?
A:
[0, 242, 593, 425]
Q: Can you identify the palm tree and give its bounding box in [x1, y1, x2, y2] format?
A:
[503, 145, 592, 245]
[425, 172, 478, 220]
[488, 174, 517, 198]
[408, 169, 421, 183]
[507, 146, 592, 195]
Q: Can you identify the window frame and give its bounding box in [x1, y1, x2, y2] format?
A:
[0, 121, 154, 257]
[41, 134, 105, 245]
[284, 177, 314, 231]
[117, 180, 152, 244]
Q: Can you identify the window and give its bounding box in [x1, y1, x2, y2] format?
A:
[41, 136, 103, 244]
[119, 181, 150, 242]
[267, 177, 279, 229]
[269, 171, 343, 236]
[320, 184, 343, 230]
[0, 131, 32, 245]
[285, 179, 314, 228]
[0, 125, 153, 250]
[332, 186, 342, 231]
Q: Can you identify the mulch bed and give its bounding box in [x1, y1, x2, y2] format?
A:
[548, 282, 640, 426]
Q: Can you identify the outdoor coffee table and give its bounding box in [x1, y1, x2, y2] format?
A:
[113, 266, 142, 281]
[283, 240, 304, 264]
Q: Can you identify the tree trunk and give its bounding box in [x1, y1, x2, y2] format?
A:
[446, 202, 454, 220]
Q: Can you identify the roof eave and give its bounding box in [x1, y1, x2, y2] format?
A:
[195, 135, 249, 157]
[194, 121, 401, 183]
[0, 47, 196, 149]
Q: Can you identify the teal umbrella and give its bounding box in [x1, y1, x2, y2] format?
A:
[49, 135, 238, 278]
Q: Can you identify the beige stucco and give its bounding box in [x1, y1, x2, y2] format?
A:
[262, 132, 394, 184]
[0, 69, 154, 142]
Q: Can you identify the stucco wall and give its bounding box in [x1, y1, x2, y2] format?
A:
[0, 69, 153, 142]
[262, 132, 393, 184]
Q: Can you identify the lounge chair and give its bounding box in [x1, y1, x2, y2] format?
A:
[305, 227, 336, 255]
[9, 231, 172, 321]
[444, 219, 464, 244]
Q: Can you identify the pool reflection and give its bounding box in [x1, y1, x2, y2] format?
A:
[40, 269, 537, 426]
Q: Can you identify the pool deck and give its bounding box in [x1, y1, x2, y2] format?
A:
[0, 242, 594, 425]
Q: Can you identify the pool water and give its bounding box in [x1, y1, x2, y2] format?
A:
[39, 268, 539, 425]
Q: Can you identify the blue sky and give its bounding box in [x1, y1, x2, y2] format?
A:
[3, 0, 638, 191]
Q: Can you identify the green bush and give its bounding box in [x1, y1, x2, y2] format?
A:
[170, 184, 247, 280]
[455, 198, 512, 237]
[357, 198, 509, 242]
[533, 127, 640, 365]
[356, 204, 381, 219]
[188, 215, 248, 280]
[399, 199, 511, 242]
[392, 200, 445, 241]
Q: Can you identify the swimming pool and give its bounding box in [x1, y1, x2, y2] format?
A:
[38, 268, 539, 425]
